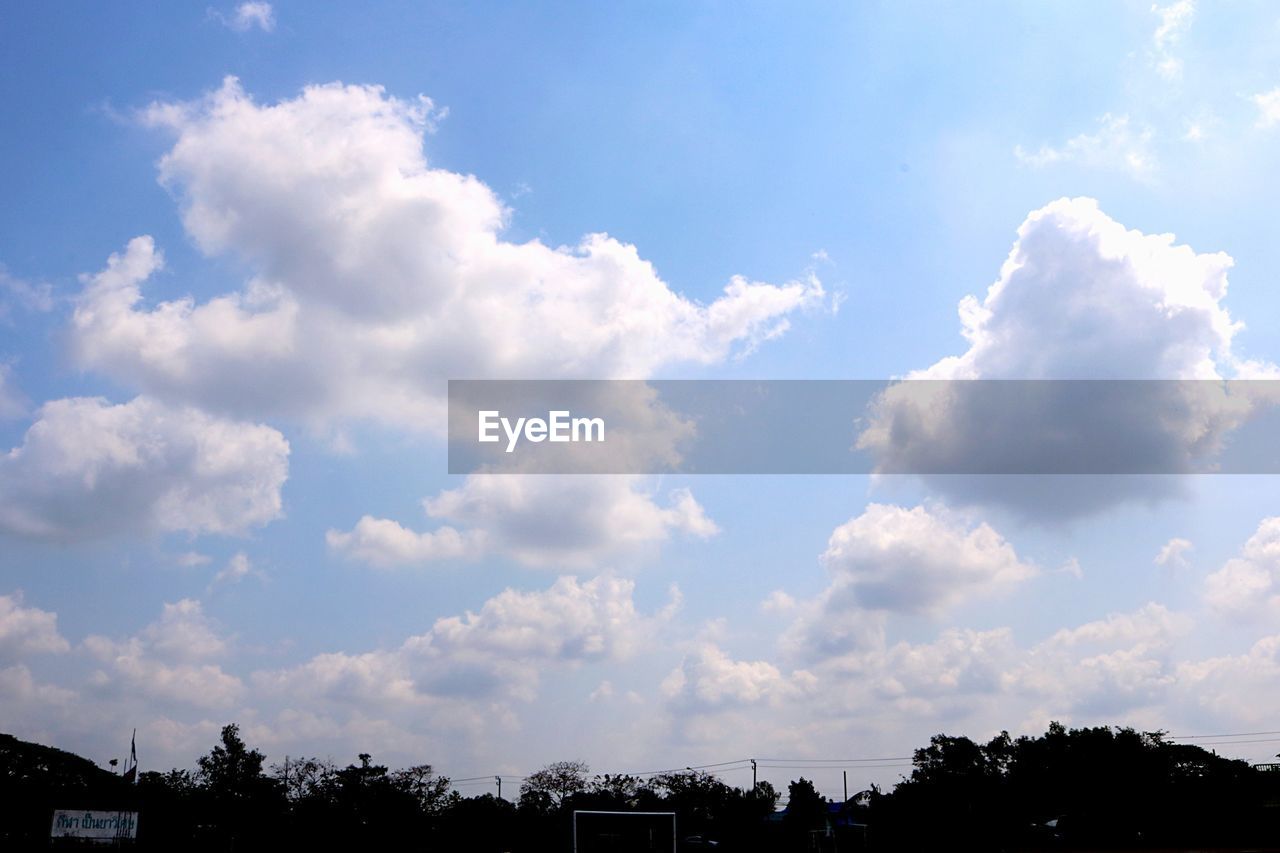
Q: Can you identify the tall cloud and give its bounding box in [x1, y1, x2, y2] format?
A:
[859, 198, 1271, 517]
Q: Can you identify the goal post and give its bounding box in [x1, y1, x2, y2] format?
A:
[571, 810, 677, 853]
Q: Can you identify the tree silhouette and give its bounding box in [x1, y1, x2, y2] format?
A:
[519, 759, 590, 810]
[13, 720, 1280, 851]
[196, 724, 272, 801]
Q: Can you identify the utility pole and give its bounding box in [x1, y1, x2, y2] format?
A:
[751, 759, 757, 790]
[843, 770, 848, 803]
[496, 776, 502, 800]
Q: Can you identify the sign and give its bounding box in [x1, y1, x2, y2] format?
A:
[50, 810, 139, 841]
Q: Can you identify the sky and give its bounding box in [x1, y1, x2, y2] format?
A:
[6, 0, 1280, 802]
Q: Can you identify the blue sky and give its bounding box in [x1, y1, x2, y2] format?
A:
[6, 1, 1280, 800]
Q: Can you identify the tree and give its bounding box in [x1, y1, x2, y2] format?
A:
[391, 763, 452, 813]
[196, 724, 274, 801]
[191, 724, 286, 849]
[271, 756, 335, 803]
[784, 777, 826, 830]
[519, 760, 590, 810]
[748, 779, 779, 811]
[589, 772, 647, 806]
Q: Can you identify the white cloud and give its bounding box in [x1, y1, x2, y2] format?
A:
[1150, 1, 1194, 80]
[225, 2, 275, 32]
[329, 478, 717, 569]
[210, 551, 258, 587]
[818, 503, 1036, 615]
[258, 574, 672, 715]
[83, 599, 243, 708]
[1035, 603, 1191, 655]
[70, 79, 823, 432]
[0, 394, 289, 541]
[326, 517, 484, 568]
[1011, 604, 1191, 717]
[771, 504, 1034, 674]
[0, 593, 70, 660]
[1015, 114, 1156, 177]
[0, 266, 54, 315]
[858, 197, 1269, 517]
[668, 599, 1200, 751]
[0, 665, 76, 723]
[1252, 88, 1280, 128]
[1155, 537, 1194, 567]
[1057, 557, 1084, 579]
[661, 642, 816, 711]
[883, 196, 1247, 378]
[1204, 517, 1280, 618]
[428, 574, 655, 663]
[760, 590, 798, 615]
[1175, 635, 1280, 727]
[139, 599, 230, 661]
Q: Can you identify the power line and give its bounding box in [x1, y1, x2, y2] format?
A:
[759, 763, 910, 770]
[757, 756, 912, 764]
[618, 759, 754, 778]
[1171, 730, 1280, 740]
[1172, 732, 1280, 742]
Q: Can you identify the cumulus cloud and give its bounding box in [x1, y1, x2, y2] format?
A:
[427, 574, 655, 663]
[668, 599, 1201, 751]
[858, 197, 1271, 517]
[0, 593, 70, 660]
[1175, 635, 1280, 727]
[661, 642, 816, 711]
[329, 477, 717, 569]
[769, 504, 1034, 674]
[69, 79, 823, 432]
[654, 510, 1213, 743]
[0, 394, 289, 541]
[1015, 115, 1157, 177]
[0, 665, 76, 725]
[1204, 517, 1280, 619]
[818, 503, 1036, 616]
[326, 517, 484, 568]
[84, 599, 243, 708]
[908, 199, 1240, 381]
[1010, 604, 1192, 718]
[258, 574, 672, 713]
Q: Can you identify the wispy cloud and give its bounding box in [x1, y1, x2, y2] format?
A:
[1015, 114, 1156, 177]
[1150, 0, 1195, 80]
[213, 2, 276, 33]
[1251, 88, 1280, 128]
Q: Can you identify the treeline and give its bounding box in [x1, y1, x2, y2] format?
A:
[6, 722, 1280, 851]
[876, 723, 1280, 849]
